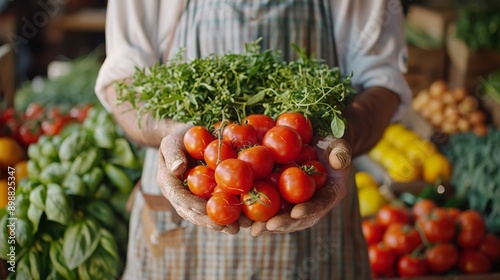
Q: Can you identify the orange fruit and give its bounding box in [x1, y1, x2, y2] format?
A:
[14, 161, 29, 182]
[422, 153, 452, 183]
[0, 137, 25, 168]
[0, 180, 8, 208]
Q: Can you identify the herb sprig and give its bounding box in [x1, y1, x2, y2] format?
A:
[116, 40, 355, 138]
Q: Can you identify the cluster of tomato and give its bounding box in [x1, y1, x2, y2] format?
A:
[363, 200, 500, 278]
[0, 102, 92, 147]
[181, 112, 327, 225]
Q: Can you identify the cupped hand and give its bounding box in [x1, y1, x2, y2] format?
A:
[247, 136, 352, 236]
[157, 124, 250, 235]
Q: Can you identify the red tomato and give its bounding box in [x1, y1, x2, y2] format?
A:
[206, 192, 241, 225]
[41, 117, 70, 136]
[25, 102, 44, 119]
[456, 210, 486, 248]
[376, 205, 410, 229]
[295, 144, 317, 164]
[262, 126, 302, 164]
[186, 165, 217, 199]
[432, 207, 462, 221]
[183, 126, 217, 160]
[411, 199, 436, 221]
[458, 250, 492, 274]
[214, 158, 254, 195]
[457, 228, 486, 249]
[361, 219, 386, 246]
[279, 197, 294, 213]
[276, 112, 313, 144]
[241, 181, 281, 222]
[19, 120, 41, 146]
[417, 213, 456, 243]
[1, 108, 16, 125]
[368, 243, 397, 274]
[237, 145, 275, 179]
[397, 255, 427, 277]
[203, 139, 237, 170]
[278, 166, 316, 204]
[457, 209, 486, 231]
[424, 243, 459, 273]
[242, 114, 275, 141]
[383, 223, 422, 255]
[478, 234, 500, 262]
[264, 163, 295, 187]
[222, 123, 258, 150]
[301, 160, 327, 189]
[69, 104, 92, 122]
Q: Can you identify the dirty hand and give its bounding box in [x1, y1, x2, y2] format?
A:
[246, 136, 352, 236]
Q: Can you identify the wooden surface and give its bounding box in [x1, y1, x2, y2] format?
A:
[0, 43, 15, 110]
[48, 8, 106, 32]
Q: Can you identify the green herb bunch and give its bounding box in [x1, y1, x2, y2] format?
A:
[116, 40, 355, 138]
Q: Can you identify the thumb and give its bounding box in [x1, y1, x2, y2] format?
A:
[316, 136, 352, 170]
[159, 123, 193, 176]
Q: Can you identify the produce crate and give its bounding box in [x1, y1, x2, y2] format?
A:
[482, 97, 500, 129]
[0, 43, 15, 110]
[406, 5, 456, 45]
[404, 46, 447, 95]
[446, 24, 500, 94]
[404, 5, 456, 94]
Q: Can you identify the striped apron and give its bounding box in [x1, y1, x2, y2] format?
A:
[123, 1, 370, 279]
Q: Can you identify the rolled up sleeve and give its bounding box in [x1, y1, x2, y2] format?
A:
[333, 0, 411, 121]
[95, 0, 182, 111]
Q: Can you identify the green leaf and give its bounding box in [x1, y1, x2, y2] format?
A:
[330, 115, 346, 138]
[27, 203, 43, 233]
[16, 255, 32, 280]
[0, 211, 10, 259]
[15, 218, 34, 248]
[63, 218, 102, 270]
[28, 246, 42, 280]
[45, 183, 71, 225]
[50, 240, 77, 280]
[29, 185, 47, 210]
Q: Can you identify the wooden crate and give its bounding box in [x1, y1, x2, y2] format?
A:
[0, 43, 15, 110]
[406, 5, 456, 45]
[446, 24, 500, 94]
[405, 45, 447, 95]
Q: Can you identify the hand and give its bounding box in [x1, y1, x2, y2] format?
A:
[157, 124, 248, 234]
[247, 136, 352, 236]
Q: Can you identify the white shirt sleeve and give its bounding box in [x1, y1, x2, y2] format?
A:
[94, 0, 183, 112]
[332, 0, 412, 121]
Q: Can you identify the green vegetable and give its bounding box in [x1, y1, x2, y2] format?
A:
[49, 240, 77, 280]
[443, 129, 500, 233]
[85, 200, 116, 229]
[70, 148, 102, 176]
[93, 123, 117, 149]
[58, 131, 89, 162]
[109, 138, 139, 169]
[104, 163, 134, 194]
[45, 183, 71, 225]
[480, 70, 500, 105]
[455, 5, 500, 51]
[40, 162, 67, 185]
[29, 185, 46, 210]
[14, 52, 101, 112]
[63, 218, 101, 270]
[117, 39, 355, 138]
[81, 167, 104, 194]
[62, 173, 87, 196]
